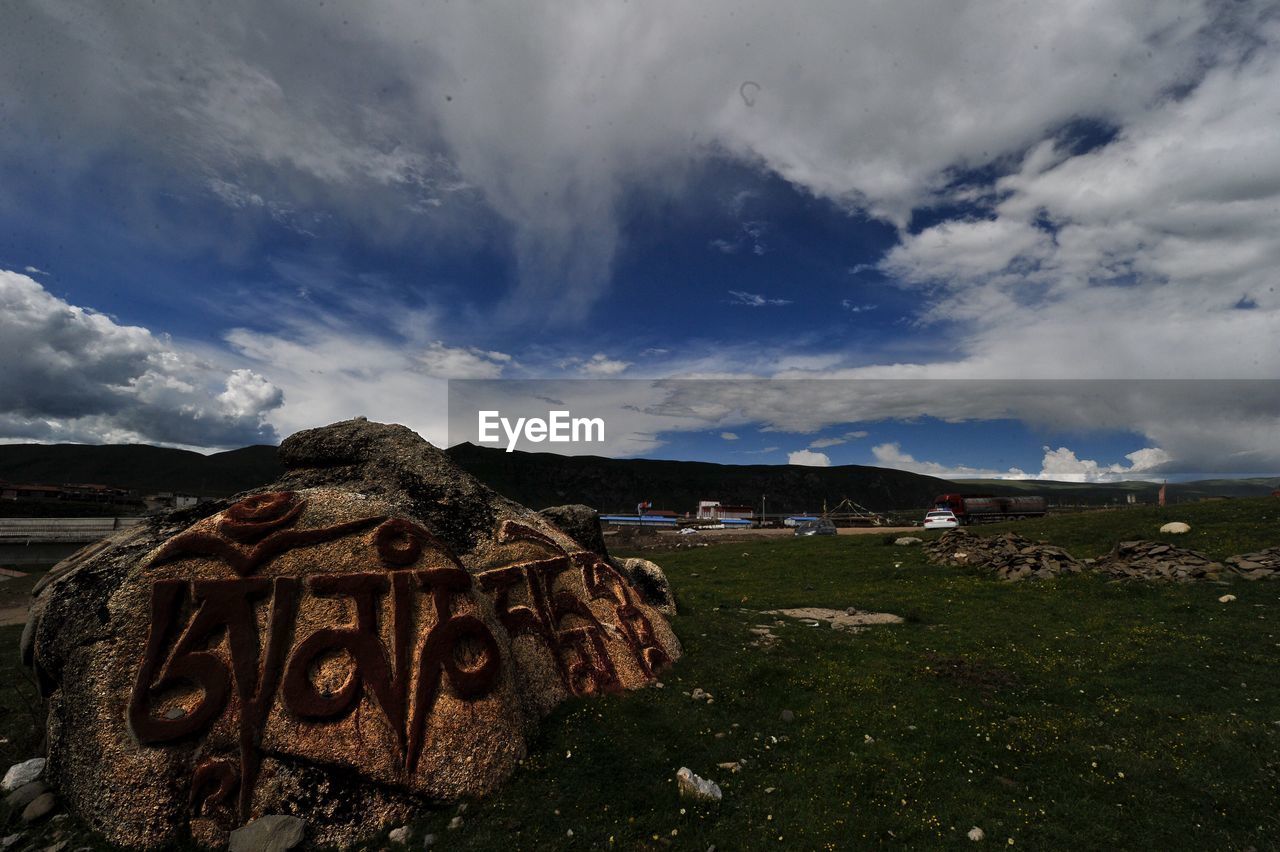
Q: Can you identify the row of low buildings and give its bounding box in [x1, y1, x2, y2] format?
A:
[0, 480, 200, 512]
[600, 500, 759, 528]
[1, 481, 134, 503]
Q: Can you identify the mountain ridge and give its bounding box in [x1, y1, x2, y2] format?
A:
[0, 441, 1274, 513]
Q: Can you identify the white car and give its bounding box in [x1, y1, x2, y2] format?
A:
[923, 509, 960, 529]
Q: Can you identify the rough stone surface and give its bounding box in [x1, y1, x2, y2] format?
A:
[2, 759, 45, 792]
[1095, 540, 1225, 582]
[894, 537, 923, 546]
[23, 419, 681, 849]
[1225, 547, 1280, 581]
[923, 530, 1083, 581]
[539, 505, 610, 557]
[21, 792, 56, 823]
[1160, 522, 1191, 534]
[5, 781, 47, 812]
[610, 557, 676, 616]
[227, 815, 305, 852]
[388, 825, 412, 845]
[675, 767, 722, 802]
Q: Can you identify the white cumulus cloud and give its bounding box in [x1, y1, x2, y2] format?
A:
[579, 353, 632, 376]
[871, 442, 1028, 480]
[787, 449, 831, 467]
[0, 269, 282, 448]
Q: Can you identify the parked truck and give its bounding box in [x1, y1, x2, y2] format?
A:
[932, 493, 1047, 524]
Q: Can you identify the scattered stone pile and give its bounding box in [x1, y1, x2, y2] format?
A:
[1225, 547, 1280, 581]
[1094, 540, 1226, 581]
[923, 529, 1083, 581]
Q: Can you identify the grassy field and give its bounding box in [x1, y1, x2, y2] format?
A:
[2, 498, 1278, 850]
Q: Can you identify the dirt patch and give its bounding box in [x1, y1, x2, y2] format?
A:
[766, 607, 904, 632]
[0, 605, 29, 627]
[922, 653, 1019, 692]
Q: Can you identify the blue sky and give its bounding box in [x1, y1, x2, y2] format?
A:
[1, 1, 1278, 481]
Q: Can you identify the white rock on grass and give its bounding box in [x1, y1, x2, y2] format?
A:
[894, 537, 923, 546]
[1219, 594, 1237, 603]
[2, 759, 45, 792]
[389, 826, 411, 845]
[1160, 522, 1191, 534]
[676, 767, 722, 802]
[968, 826, 986, 841]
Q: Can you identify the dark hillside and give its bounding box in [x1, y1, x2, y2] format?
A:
[443, 442, 953, 513]
[0, 443, 281, 497]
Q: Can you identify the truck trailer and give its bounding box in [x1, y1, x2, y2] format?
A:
[932, 493, 1047, 524]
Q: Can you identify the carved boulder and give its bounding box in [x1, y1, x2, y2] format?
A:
[23, 419, 681, 848]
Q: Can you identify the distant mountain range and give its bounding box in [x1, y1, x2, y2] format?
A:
[444, 443, 954, 514]
[0, 443, 282, 499]
[0, 441, 1275, 514]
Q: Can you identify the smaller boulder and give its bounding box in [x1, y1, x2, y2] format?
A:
[676, 767, 722, 802]
[389, 826, 412, 845]
[21, 792, 56, 823]
[894, 537, 923, 546]
[611, 557, 676, 616]
[1160, 522, 1191, 534]
[228, 815, 305, 852]
[4, 781, 47, 811]
[539, 504, 610, 556]
[2, 758, 45, 792]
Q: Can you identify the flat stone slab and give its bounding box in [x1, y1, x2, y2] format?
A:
[765, 607, 903, 631]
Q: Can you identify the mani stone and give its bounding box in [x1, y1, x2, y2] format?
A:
[22, 419, 681, 850]
[538, 505, 676, 616]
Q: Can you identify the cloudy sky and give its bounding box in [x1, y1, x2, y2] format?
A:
[1, 0, 1277, 481]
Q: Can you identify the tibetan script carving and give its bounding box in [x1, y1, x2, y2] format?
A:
[127, 493, 672, 825]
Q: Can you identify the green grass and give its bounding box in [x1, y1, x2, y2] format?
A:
[4, 499, 1280, 849]
[960, 496, 1280, 559]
